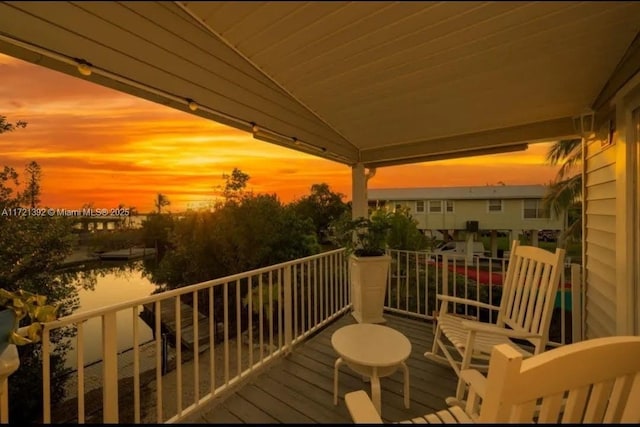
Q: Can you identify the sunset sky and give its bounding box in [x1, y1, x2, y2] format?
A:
[0, 53, 561, 213]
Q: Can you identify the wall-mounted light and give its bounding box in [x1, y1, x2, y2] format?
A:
[572, 110, 595, 137]
[251, 123, 259, 134]
[598, 119, 613, 147]
[76, 60, 92, 76]
[186, 99, 198, 111]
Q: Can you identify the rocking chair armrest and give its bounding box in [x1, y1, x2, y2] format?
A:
[345, 390, 383, 424]
[460, 369, 487, 398]
[460, 320, 542, 339]
[436, 295, 501, 311]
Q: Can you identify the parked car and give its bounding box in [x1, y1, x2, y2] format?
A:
[430, 240, 486, 260]
[523, 230, 559, 242]
[538, 230, 559, 242]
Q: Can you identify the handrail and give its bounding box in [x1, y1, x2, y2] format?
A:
[36, 248, 349, 423]
[44, 248, 346, 330]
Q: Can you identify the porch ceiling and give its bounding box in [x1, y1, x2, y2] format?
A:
[1, 2, 639, 167]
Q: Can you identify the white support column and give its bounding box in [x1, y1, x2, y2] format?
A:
[490, 230, 498, 258]
[464, 232, 475, 264]
[531, 229, 539, 247]
[352, 163, 368, 219]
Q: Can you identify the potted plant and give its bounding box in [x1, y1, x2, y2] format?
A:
[0, 288, 59, 354]
[333, 210, 393, 324]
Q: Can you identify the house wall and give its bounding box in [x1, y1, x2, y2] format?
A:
[613, 76, 640, 336]
[584, 70, 640, 338]
[378, 198, 564, 232]
[583, 134, 618, 338]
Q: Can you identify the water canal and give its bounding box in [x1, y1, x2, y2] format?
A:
[59, 258, 161, 369]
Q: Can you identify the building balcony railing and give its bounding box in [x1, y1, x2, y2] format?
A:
[0, 248, 582, 423]
[385, 250, 582, 347]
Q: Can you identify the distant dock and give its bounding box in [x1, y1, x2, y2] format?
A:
[60, 247, 157, 267]
[97, 247, 157, 260]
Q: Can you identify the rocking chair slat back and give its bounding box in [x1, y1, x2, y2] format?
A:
[499, 241, 565, 351]
[481, 337, 640, 423]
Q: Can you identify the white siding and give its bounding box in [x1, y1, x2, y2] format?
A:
[375, 197, 564, 232]
[584, 139, 617, 338]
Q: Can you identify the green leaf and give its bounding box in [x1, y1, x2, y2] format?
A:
[34, 305, 58, 322]
[26, 323, 42, 342]
[35, 294, 48, 306]
[8, 330, 31, 346]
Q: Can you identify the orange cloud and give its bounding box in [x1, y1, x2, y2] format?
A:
[0, 53, 560, 213]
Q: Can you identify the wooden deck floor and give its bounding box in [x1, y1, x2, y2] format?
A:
[183, 313, 458, 423]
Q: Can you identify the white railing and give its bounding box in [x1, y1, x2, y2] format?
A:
[385, 249, 583, 346]
[35, 248, 348, 424]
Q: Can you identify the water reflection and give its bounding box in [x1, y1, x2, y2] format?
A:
[58, 259, 161, 369]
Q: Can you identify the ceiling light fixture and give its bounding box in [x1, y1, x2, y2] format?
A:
[186, 99, 198, 111]
[76, 60, 92, 76]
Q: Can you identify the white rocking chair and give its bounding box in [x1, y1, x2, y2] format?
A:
[425, 240, 566, 404]
[346, 336, 640, 423]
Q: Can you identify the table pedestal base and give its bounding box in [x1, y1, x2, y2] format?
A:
[333, 357, 410, 415]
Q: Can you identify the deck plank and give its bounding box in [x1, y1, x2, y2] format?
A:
[223, 394, 279, 424]
[184, 312, 458, 423]
[256, 375, 347, 423]
[262, 370, 350, 423]
[191, 406, 242, 424]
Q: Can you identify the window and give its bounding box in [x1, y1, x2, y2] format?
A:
[429, 200, 442, 213]
[523, 199, 550, 219]
[445, 200, 454, 213]
[416, 201, 425, 212]
[488, 199, 503, 213]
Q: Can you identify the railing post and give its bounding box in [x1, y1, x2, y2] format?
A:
[284, 265, 293, 352]
[439, 255, 450, 319]
[102, 312, 119, 423]
[0, 345, 19, 423]
[570, 263, 583, 343]
[0, 376, 8, 424]
[442, 255, 449, 297]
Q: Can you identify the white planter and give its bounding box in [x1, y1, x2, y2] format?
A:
[349, 254, 391, 324]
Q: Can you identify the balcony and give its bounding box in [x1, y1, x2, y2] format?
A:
[0, 248, 579, 424]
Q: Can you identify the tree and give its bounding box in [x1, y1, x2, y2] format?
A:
[218, 167, 250, 204]
[0, 115, 27, 134]
[1, 116, 76, 423]
[24, 160, 42, 208]
[141, 213, 175, 256]
[0, 165, 20, 209]
[156, 192, 319, 287]
[290, 183, 348, 242]
[386, 207, 429, 251]
[154, 193, 170, 213]
[123, 205, 138, 229]
[543, 138, 582, 246]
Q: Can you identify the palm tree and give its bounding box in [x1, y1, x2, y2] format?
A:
[543, 138, 582, 247]
[154, 193, 170, 214]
